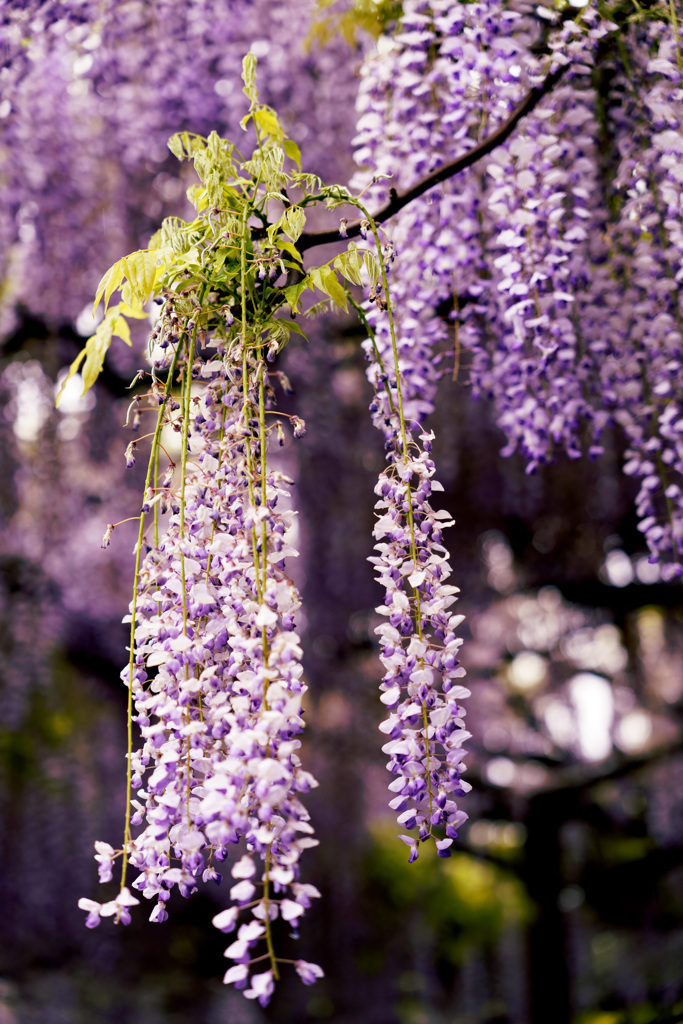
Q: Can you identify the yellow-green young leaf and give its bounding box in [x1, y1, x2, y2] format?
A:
[241, 52, 258, 104]
[206, 168, 222, 208]
[284, 207, 306, 244]
[167, 131, 204, 161]
[93, 258, 125, 316]
[284, 277, 310, 313]
[272, 317, 308, 340]
[254, 108, 284, 142]
[55, 348, 87, 408]
[186, 184, 208, 210]
[193, 149, 209, 184]
[222, 185, 243, 210]
[120, 300, 150, 320]
[283, 139, 302, 170]
[334, 248, 364, 287]
[82, 321, 115, 392]
[324, 185, 352, 210]
[167, 133, 187, 160]
[122, 250, 158, 306]
[63, 307, 121, 400]
[310, 265, 348, 312]
[323, 268, 349, 312]
[267, 214, 285, 246]
[178, 246, 201, 268]
[364, 251, 380, 289]
[206, 130, 226, 161]
[278, 239, 303, 264]
[113, 314, 131, 346]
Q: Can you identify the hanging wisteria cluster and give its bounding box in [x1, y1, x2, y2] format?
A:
[62, 39, 477, 996]
[3, 0, 683, 1008]
[71, 62, 345, 998]
[353, 0, 683, 578]
[81, 336, 323, 1002]
[358, 214, 471, 858]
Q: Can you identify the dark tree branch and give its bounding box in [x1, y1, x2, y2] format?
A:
[297, 63, 568, 254]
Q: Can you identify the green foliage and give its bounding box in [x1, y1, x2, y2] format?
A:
[56, 300, 148, 405]
[56, 53, 383, 406]
[307, 0, 404, 47]
[364, 823, 533, 964]
[334, 246, 364, 286]
[309, 265, 349, 312]
[0, 649, 109, 789]
[575, 998, 683, 1024]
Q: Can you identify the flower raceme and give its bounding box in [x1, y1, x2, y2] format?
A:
[72, 70, 350, 1000]
[73, 52, 474, 1003]
[371, 432, 471, 861]
[361, 213, 471, 860]
[81, 334, 323, 1002]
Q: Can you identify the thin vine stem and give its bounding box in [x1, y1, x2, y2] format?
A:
[119, 340, 182, 898]
[357, 202, 435, 827]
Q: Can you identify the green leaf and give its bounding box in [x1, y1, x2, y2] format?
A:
[255, 108, 284, 142]
[284, 207, 306, 243]
[167, 131, 204, 161]
[242, 52, 258, 105]
[324, 185, 353, 210]
[210, 248, 240, 282]
[283, 139, 302, 170]
[334, 248, 364, 287]
[211, 248, 232, 272]
[113, 314, 131, 346]
[264, 317, 309, 347]
[278, 240, 303, 263]
[59, 304, 126, 404]
[186, 184, 208, 210]
[122, 249, 158, 307]
[364, 251, 380, 289]
[283, 277, 310, 313]
[310, 265, 348, 312]
[274, 318, 308, 339]
[55, 348, 87, 408]
[93, 259, 125, 316]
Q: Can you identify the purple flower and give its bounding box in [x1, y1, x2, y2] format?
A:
[295, 960, 325, 985]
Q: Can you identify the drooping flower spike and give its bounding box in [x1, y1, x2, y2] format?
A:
[75, 60, 340, 1003]
[359, 210, 471, 860]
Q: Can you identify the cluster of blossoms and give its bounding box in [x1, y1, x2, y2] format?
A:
[79, 316, 322, 1003]
[362, 232, 471, 860]
[353, 0, 683, 577]
[598, 21, 683, 573]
